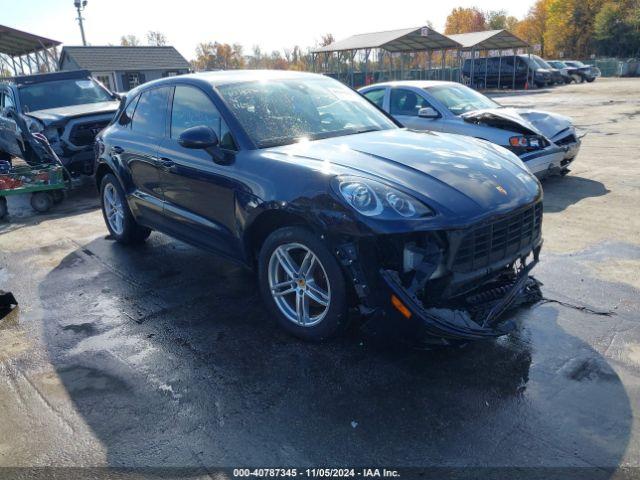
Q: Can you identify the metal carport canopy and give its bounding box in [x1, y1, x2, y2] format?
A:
[0, 24, 60, 56]
[312, 26, 461, 53]
[445, 29, 529, 51]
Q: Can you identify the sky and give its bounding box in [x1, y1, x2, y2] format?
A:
[1, 0, 534, 60]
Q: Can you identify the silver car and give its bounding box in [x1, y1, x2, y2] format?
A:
[359, 81, 583, 178]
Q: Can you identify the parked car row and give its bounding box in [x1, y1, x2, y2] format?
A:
[2, 68, 584, 345]
[462, 55, 601, 89]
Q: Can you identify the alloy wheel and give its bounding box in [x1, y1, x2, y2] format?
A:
[103, 183, 124, 235]
[268, 242, 331, 327]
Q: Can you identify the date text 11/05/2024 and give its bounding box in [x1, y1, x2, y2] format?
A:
[232, 468, 401, 478]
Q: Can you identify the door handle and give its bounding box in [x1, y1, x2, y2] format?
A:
[110, 146, 124, 155]
[156, 157, 176, 171]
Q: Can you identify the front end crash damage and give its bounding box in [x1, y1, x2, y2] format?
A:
[333, 205, 544, 344]
[461, 109, 582, 177]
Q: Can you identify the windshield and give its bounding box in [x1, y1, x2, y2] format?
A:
[549, 61, 566, 69]
[533, 56, 552, 69]
[427, 84, 499, 115]
[18, 78, 113, 112]
[566, 61, 585, 67]
[216, 76, 397, 148]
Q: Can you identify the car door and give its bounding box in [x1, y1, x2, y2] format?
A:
[361, 87, 388, 111]
[110, 87, 170, 227]
[157, 84, 241, 258]
[389, 88, 441, 131]
[0, 88, 23, 158]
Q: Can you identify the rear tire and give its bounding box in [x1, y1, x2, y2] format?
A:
[31, 192, 52, 213]
[100, 173, 151, 244]
[258, 226, 348, 341]
[0, 197, 7, 219]
[586, 77, 595, 83]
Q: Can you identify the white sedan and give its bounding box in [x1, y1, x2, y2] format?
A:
[359, 81, 583, 178]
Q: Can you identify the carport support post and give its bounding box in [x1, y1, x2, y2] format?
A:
[363, 49, 371, 85]
[470, 49, 475, 88]
[527, 49, 532, 88]
[484, 52, 488, 89]
[427, 51, 432, 80]
[441, 50, 446, 80]
[512, 53, 516, 89]
[498, 53, 502, 89]
[349, 49, 356, 87]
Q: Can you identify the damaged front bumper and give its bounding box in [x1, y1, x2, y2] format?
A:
[334, 202, 544, 344]
[378, 249, 541, 343]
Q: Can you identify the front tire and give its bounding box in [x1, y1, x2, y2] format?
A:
[100, 173, 151, 244]
[258, 226, 348, 341]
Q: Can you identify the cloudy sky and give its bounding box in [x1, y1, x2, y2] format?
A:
[2, 0, 533, 59]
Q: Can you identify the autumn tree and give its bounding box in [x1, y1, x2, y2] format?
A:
[193, 42, 245, 71]
[146, 31, 167, 46]
[444, 7, 487, 34]
[514, 0, 552, 55]
[120, 35, 141, 46]
[545, 0, 605, 58]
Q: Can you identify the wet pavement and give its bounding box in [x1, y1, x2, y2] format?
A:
[0, 78, 639, 477]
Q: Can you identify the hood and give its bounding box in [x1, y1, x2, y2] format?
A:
[462, 107, 573, 140]
[266, 129, 540, 222]
[26, 101, 119, 126]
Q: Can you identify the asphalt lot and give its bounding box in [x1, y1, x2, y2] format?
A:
[0, 78, 639, 477]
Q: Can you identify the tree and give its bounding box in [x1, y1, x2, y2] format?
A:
[120, 35, 140, 46]
[192, 41, 245, 71]
[444, 7, 487, 34]
[594, 1, 640, 57]
[146, 31, 167, 46]
[513, 0, 552, 55]
[320, 34, 335, 47]
[545, 0, 605, 58]
[486, 9, 520, 31]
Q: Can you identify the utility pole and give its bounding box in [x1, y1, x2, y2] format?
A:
[74, 0, 88, 46]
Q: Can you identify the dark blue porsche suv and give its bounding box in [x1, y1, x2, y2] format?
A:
[95, 70, 543, 343]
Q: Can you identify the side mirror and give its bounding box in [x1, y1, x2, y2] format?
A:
[178, 125, 219, 149]
[418, 107, 439, 119]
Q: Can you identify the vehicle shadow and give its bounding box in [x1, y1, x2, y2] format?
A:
[38, 236, 632, 471]
[542, 175, 610, 213]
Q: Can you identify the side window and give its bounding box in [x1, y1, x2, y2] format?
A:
[5, 92, 14, 109]
[118, 95, 139, 127]
[131, 87, 170, 137]
[171, 85, 236, 150]
[390, 89, 430, 116]
[362, 88, 385, 108]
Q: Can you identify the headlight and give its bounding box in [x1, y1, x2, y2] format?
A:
[334, 176, 434, 219]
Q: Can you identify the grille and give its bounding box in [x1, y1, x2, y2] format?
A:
[452, 203, 543, 273]
[556, 133, 576, 146]
[68, 120, 109, 147]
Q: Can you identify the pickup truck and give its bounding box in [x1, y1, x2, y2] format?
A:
[0, 69, 119, 176]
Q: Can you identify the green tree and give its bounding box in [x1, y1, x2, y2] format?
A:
[486, 10, 520, 31]
[594, 1, 640, 57]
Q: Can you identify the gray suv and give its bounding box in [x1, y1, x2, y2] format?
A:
[0, 69, 119, 176]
